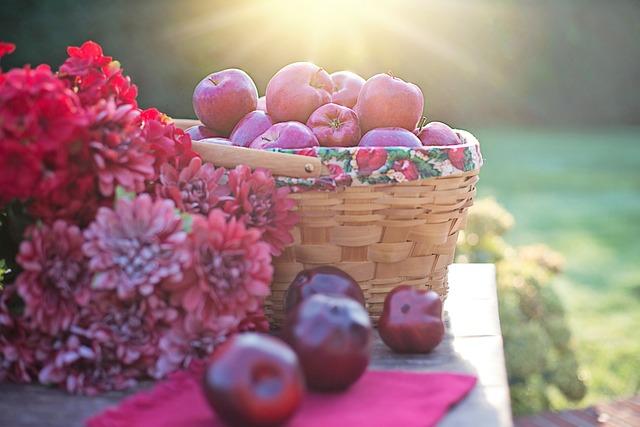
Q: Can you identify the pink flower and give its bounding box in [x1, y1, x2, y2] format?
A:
[166, 210, 273, 330]
[156, 156, 227, 215]
[392, 159, 419, 181]
[0, 287, 41, 383]
[224, 165, 298, 256]
[355, 148, 388, 175]
[83, 194, 191, 300]
[154, 315, 226, 378]
[15, 220, 90, 334]
[87, 100, 155, 197]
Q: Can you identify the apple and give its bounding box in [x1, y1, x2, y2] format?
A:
[378, 285, 445, 353]
[193, 69, 258, 135]
[257, 96, 267, 112]
[306, 103, 361, 147]
[249, 122, 319, 150]
[330, 71, 365, 109]
[284, 294, 372, 391]
[203, 333, 305, 427]
[230, 111, 274, 148]
[199, 137, 233, 146]
[417, 121, 461, 146]
[359, 127, 422, 148]
[266, 62, 332, 123]
[355, 73, 424, 133]
[185, 125, 223, 141]
[284, 265, 365, 313]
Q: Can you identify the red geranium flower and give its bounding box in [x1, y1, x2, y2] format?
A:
[59, 41, 138, 108]
[140, 108, 198, 173]
[0, 41, 16, 60]
[166, 209, 273, 331]
[223, 165, 298, 256]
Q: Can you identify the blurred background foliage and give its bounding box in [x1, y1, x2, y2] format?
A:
[456, 199, 587, 415]
[1, 0, 639, 415]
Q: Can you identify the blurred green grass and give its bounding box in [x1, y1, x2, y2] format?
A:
[475, 127, 640, 406]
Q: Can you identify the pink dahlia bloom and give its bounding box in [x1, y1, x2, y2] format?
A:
[38, 328, 138, 395]
[15, 220, 90, 335]
[87, 100, 155, 197]
[154, 314, 226, 378]
[0, 287, 41, 383]
[83, 194, 190, 300]
[166, 209, 273, 330]
[156, 156, 227, 215]
[224, 165, 298, 256]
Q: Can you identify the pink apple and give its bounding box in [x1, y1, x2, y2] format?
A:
[192, 69, 258, 135]
[199, 137, 233, 146]
[266, 62, 332, 123]
[355, 73, 424, 133]
[306, 103, 361, 147]
[250, 122, 319, 150]
[185, 125, 224, 141]
[257, 96, 267, 112]
[229, 111, 274, 148]
[359, 128, 422, 148]
[417, 121, 461, 146]
[330, 71, 365, 109]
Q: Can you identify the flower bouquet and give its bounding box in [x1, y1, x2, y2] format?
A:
[0, 41, 297, 394]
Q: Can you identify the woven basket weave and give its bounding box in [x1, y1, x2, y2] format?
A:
[174, 119, 480, 326]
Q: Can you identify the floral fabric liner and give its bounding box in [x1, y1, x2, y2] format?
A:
[270, 130, 483, 192]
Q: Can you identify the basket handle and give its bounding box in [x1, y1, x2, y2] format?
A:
[173, 118, 328, 178]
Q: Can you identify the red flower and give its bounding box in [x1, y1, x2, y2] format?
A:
[166, 210, 273, 331]
[355, 148, 388, 175]
[87, 100, 155, 196]
[448, 147, 466, 170]
[156, 156, 227, 215]
[0, 139, 42, 204]
[0, 41, 16, 60]
[15, 221, 91, 335]
[59, 41, 138, 108]
[140, 108, 198, 173]
[392, 159, 419, 181]
[83, 194, 191, 300]
[224, 165, 298, 256]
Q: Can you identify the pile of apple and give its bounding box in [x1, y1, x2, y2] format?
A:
[189, 62, 463, 151]
[203, 266, 445, 427]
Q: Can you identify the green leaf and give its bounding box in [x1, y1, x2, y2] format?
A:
[115, 186, 135, 201]
[181, 212, 193, 233]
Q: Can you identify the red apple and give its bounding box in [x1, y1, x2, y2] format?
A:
[284, 266, 365, 313]
[266, 62, 332, 123]
[185, 125, 223, 141]
[378, 285, 445, 353]
[257, 96, 267, 112]
[359, 127, 422, 148]
[355, 73, 424, 133]
[230, 111, 274, 147]
[203, 333, 305, 427]
[193, 69, 258, 135]
[284, 294, 372, 391]
[199, 137, 233, 146]
[249, 122, 319, 150]
[330, 71, 365, 109]
[417, 121, 461, 146]
[306, 103, 361, 147]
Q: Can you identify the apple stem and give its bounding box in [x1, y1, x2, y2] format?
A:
[208, 77, 219, 86]
[417, 116, 428, 132]
[387, 70, 396, 79]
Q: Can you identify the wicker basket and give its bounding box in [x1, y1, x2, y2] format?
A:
[174, 119, 480, 326]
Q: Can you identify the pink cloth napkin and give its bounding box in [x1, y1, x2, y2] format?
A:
[87, 366, 476, 427]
